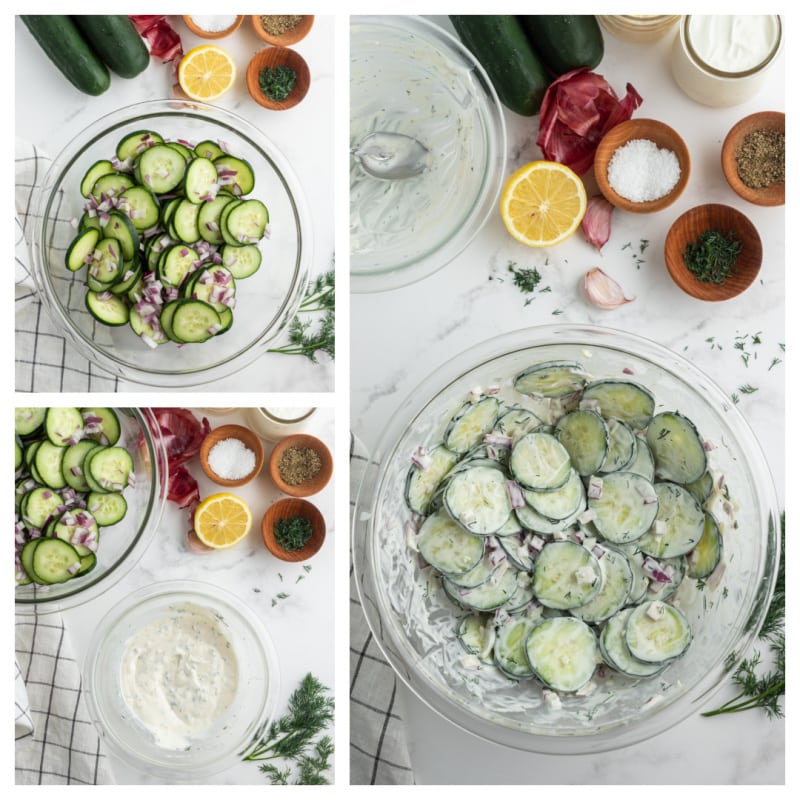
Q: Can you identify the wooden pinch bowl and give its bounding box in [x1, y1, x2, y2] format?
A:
[594, 118, 690, 213]
[268, 434, 333, 498]
[250, 14, 314, 46]
[246, 47, 310, 111]
[664, 204, 762, 302]
[182, 15, 244, 39]
[200, 424, 265, 487]
[262, 497, 326, 562]
[721, 111, 785, 207]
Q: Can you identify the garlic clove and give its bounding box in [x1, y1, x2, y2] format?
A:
[581, 195, 614, 250]
[584, 268, 635, 309]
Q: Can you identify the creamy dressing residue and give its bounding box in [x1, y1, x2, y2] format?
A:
[120, 603, 239, 750]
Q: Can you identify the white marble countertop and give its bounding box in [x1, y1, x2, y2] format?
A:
[351, 16, 786, 785]
[14, 14, 334, 392]
[60, 407, 335, 784]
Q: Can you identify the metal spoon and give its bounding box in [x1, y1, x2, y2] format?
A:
[351, 132, 430, 180]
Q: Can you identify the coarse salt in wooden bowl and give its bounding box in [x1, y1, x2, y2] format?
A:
[594, 118, 691, 214]
[664, 203, 762, 302]
[246, 46, 310, 111]
[268, 434, 332, 498]
[721, 111, 785, 207]
[261, 497, 326, 562]
[250, 14, 314, 46]
[200, 424, 265, 488]
[182, 15, 245, 40]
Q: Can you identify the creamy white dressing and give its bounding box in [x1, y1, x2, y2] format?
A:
[119, 603, 239, 750]
[688, 15, 779, 73]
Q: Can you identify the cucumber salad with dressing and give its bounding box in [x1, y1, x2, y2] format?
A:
[404, 360, 726, 700]
[64, 131, 269, 348]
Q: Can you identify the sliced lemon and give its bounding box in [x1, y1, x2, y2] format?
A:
[500, 161, 588, 247]
[178, 45, 237, 102]
[193, 492, 252, 549]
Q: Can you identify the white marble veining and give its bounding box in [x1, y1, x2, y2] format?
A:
[351, 17, 785, 785]
[60, 408, 335, 785]
[14, 15, 334, 392]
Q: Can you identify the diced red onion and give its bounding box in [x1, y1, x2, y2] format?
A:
[587, 476, 603, 499]
[410, 446, 431, 470]
[484, 433, 513, 448]
[506, 480, 526, 509]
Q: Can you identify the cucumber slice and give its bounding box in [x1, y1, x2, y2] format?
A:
[86, 291, 130, 326]
[443, 464, 512, 535]
[626, 436, 655, 482]
[159, 244, 199, 288]
[87, 237, 123, 284]
[524, 468, 585, 522]
[65, 227, 100, 272]
[221, 243, 262, 279]
[53, 509, 99, 557]
[494, 616, 538, 678]
[445, 554, 498, 589]
[682, 470, 715, 506]
[444, 397, 501, 454]
[599, 607, 667, 678]
[80, 159, 115, 197]
[598, 418, 637, 473]
[644, 555, 686, 602]
[90, 172, 135, 200]
[85, 445, 133, 492]
[33, 440, 68, 489]
[15, 408, 47, 437]
[30, 538, 83, 585]
[198, 194, 236, 244]
[116, 130, 164, 161]
[497, 534, 534, 571]
[637, 482, 705, 559]
[525, 616, 598, 692]
[588, 471, 659, 544]
[581, 380, 656, 431]
[532, 540, 602, 610]
[570, 545, 634, 623]
[515, 497, 584, 536]
[120, 185, 161, 231]
[555, 409, 608, 476]
[136, 143, 187, 193]
[514, 360, 586, 398]
[510, 431, 572, 491]
[81, 407, 121, 445]
[416, 510, 485, 576]
[457, 614, 492, 659]
[45, 407, 84, 446]
[503, 573, 535, 612]
[61, 440, 99, 492]
[184, 156, 219, 204]
[625, 601, 691, 663]
[444, 566, 519, 611]
[86, 491, 128, 527]
[101, 210, 140, 261]
[170, 199, 201, 243]
[686, 512, 723, 579]
[496, 407, 542, 440]
[646, 411, 707, 484]
[194, 139, 226, 160]
[19, 539, 42, 583]
[404, 444, 460, 515]
[170, 299, 222, 343]
[214, 155, 256, 195]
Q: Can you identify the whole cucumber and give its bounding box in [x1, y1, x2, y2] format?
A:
[71, 15, 150, 79]
[519, 15, 604, 76]
[21, 15, 110, 96]
[449, 15, 549, 117]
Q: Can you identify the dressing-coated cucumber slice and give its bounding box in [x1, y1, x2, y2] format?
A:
[571, 545, 633, 623]
[444, 566, 519, 611]
[588, 471, 659, 544]
[637, 482, 705, 559]
[514, 360, 586, 398]
[599, 607, 667, 678]
[682, 470, 715, 506]
[404, 444, 459, 515]
[416, 510, 484, 576]
[444, 397, 501, 454]
[496, 407, 542, 440]
[555, 409, 608, 476]
[494, 616, 538, 678]
[457, 613, 492, 660]
[625, 600, 691, 663]
[524, 616, 598, 692]
[646, 411, 707, 484]
[581, 379, 655, 431]
[598, 418, 637, 473]
[644, 556, 686, 602]
[515, 497, 583, 535]
[497, 534, 535, 571]
[510, 431, 572, 491]
[532, 540, 602, 610]
[686, 512, 723, 579]
[626, 435, 655, 482]
[445, 554, 498, 589]
[444, 465, 512, 535]
[524, 468, 585, 522]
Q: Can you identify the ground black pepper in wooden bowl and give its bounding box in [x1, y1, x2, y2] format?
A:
[735, 129, 785, 190]
[278, 445, 322, 485]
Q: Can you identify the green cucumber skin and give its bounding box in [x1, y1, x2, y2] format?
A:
[449, 15, 549, 117]
[21, 15, 110, 96]
[519, 15, 604, 76]
[71, 15, 150, 79]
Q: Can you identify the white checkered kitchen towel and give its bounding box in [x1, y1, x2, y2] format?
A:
[15, 139, 122, 392]
[350, 434, 414, 785]
[15, 614, 115, 785]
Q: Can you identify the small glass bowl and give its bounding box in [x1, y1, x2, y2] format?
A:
[15, 408, 168, 614]
[352, 324, 781, 754]
[83, 580, 280, 779]
[28, 99, 312, 388]
[350, 16, 507, 293]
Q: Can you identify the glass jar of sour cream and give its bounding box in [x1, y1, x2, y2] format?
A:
[244, 407, 317, 441]
[671, 15, 782, 107]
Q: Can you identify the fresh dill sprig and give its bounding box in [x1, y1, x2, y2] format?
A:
[508, 261, 542, 294]
[243, 673, 334, 784]
[703, 513, 785, 718]
[268, 269, 335, 363]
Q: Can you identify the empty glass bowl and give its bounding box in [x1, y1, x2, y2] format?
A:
[28, 99, 311, 387]
[352, 324, 780, 753]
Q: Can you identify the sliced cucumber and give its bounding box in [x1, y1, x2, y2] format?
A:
[457, 613, 491, 658]
[555, 409, 608, 476]
[80, 159, 116, 197]
[532, 540, 602, 610]
[81, 407, 121, 446]
[525, 616, 598, 692]
[416, 510, 485, 576]
[598, 418, 637, 473]
[514, 360, 586, 398]
[444, 566, 519, 611]
[626, 435, 655, 482]
[444, 464, 512, 535]
[116, 130, 164, 161]
[184, 156, 219, 204]
[588, 471, 659, 544]
[571, 545, 634, 623]
[33, 440, 68, 489]
[65, 227, 100, 272]
[444, 397, 501, 455]
[86, 491, 128, 527]
[682, 470, 715, 506]
[221, 243, 262, 279]
[214, 155, 256, 195]
[85, 445, 133, 492]
[15, 408, 47, 437]
[494, 616, 538, 678]
[581, 380, 655, 431]
[30, 538, 83, 585]
[101, 210, 140, 261]
[686, 512, 723, 579]
[637, 482, 705, 559]
[625, 601, 691, 663]
[405, 445, 460, 515]
[86, 290, 130, 326]
[646, 412, 707, 484]
[61, 440, 99, 492]
[170, 299, 222, 344]
[136, 143, 187, 193]
[510, 431, 572, 491]
[524, 468, 585, 522]
[45, 406, 84, 446]
[599, 607, 667, 678]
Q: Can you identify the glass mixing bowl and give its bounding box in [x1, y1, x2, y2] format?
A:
[83, 580, 280, 780]
[28, 100, 311, 388]
[352, 324, 780, 754]
[15, 407, 168, 613]
[350, 16, 507, 293]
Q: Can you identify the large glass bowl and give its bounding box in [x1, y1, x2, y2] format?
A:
[15, 407, 168, 614]
[83, 580, 280, 780]
[28, 100, 311, 388]
[352, 325, 781, 754]
[350, 16, 507, 293]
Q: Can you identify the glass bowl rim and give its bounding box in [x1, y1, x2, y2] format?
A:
[352, 322, 781, 754]
[28, 98, 313, 388]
